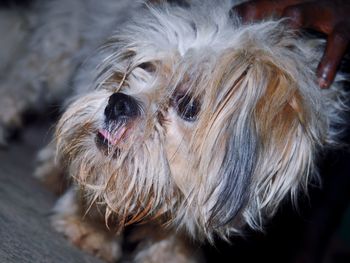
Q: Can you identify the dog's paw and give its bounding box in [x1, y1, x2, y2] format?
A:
[34, 143, 67, 194]
[132, 237, 201, 263]
[52, 215, 122, 262]
[51, 189, 123, 262]
[128, 225, 202, 263]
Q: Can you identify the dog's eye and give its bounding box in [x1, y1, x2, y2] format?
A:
[138, 62, 156, 73]
[176, 95, 200, 122]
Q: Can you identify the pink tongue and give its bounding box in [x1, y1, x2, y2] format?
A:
[98, 126, 126, 145]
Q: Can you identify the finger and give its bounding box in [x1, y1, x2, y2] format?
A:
[234, 0, 267, 23]
[233, 0, 309, 23]
[317, 24, 349, 88]
[282, 2, 335, 33]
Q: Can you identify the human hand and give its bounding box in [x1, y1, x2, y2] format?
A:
[232, 0, 350, 88]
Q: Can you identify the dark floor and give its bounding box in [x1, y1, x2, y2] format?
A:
[0, 122, 102, 263]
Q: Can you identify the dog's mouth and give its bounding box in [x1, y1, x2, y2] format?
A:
[97, 126, 127, 146]
[95, 121, 131, 150]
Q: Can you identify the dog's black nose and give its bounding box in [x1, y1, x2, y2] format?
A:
[104, 93, 139, 121]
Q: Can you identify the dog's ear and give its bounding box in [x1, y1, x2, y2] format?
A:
[245, 56, 317, 224]
[205, 50, 316, 231]
[250, 60, 314, 219]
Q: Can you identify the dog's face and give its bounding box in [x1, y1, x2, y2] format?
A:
[56, 3, 330, 239]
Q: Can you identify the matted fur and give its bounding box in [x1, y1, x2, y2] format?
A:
[54, 0, 347, 241]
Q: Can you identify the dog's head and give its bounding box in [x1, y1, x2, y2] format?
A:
[56, 2, 341, 239]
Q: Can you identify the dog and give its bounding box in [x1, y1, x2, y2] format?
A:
[1, 0, 347, 262]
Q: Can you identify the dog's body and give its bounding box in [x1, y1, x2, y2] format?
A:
[1, 0, 347, 262]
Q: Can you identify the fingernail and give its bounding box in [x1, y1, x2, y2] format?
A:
[318, 77, 329, 89]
